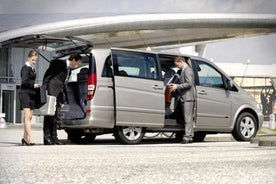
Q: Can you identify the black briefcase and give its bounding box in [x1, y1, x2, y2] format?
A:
[35, 85, 47, 109]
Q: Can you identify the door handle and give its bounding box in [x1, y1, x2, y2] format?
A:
[152, 85, 163, 90]
[197, 90, 207, 95]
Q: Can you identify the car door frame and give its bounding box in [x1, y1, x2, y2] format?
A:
[192, 58, 232, 131]
[111, 48, 165, 128]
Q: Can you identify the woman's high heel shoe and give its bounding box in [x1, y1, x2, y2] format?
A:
[21, 138, 30, 146]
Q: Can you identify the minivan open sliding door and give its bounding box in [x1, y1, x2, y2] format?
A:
[111, 49, 165, 128]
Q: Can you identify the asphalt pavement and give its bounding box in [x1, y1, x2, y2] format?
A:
[0, 125, 276, 184]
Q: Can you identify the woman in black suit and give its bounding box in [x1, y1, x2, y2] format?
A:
[19, 50, 40, 146]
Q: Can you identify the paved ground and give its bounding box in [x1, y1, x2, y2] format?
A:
[0, 126, 276, 184]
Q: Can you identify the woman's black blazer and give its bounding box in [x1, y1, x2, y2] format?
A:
[20, 65, 36, 95]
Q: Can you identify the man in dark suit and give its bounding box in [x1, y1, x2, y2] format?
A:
[169, 56, 195, 144]
[43, 53, 83, 145]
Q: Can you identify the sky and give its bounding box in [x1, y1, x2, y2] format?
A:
[0, 0, 275, 64]
[1, 0, 276, 14]
[1, 0, 276, 31]
[205, 34, 276, 64]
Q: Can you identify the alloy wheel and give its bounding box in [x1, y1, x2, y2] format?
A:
[122, 126, 142, 140]
[240, 116, 255, 138]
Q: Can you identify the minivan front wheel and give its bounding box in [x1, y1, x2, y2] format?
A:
[232, 112, 257, 141]
[114, 126, 145, 144]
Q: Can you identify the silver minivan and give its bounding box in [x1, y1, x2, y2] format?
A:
[61, 48, 263, 144]
[2, 35, 263, 144]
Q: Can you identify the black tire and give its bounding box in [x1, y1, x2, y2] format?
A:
[193, 132, 206, 142]
[172, 131, 184, 143]
[232, 112, 257, 141]
[82, 133, 96, 144]
[67, 129, 96, 144]
[114, 126, 145, 144]
[67, 129, 82, 143]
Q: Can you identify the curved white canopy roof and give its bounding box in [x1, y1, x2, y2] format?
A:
[0, 13, 276, 48]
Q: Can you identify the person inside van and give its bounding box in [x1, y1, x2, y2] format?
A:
[43, 53, 83, 145]
[168, 56, 195, 144]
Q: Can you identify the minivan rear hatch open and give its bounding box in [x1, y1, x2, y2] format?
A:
[1, 34, 93, 59]
[1, 34, 95, 121]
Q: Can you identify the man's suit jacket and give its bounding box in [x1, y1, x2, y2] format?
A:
[177, 65, 195, 102]
[43, 59, 67, 104]
[20, 64, 36, 95]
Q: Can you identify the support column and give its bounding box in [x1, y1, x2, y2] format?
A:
[195, 45, 206, 57]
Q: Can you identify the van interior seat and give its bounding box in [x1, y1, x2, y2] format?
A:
[118, 70, 128, 76]
[163, 69, 181, 117]
[57, 68, 88, 120]
[163, 69, 176, 85]
[77, 67, 89, 104]
[77, 68, 89, 81]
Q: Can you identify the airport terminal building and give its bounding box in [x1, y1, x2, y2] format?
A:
[0, 47, 275, 124]
[217, 62, 276, 121]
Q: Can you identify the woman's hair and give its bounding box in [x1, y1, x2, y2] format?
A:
[28, 50, 38, 58]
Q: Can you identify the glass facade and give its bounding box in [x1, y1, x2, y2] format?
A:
[0, 48, 13, 83]
[0, 48, 50, 123]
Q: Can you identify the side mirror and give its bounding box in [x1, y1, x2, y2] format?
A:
[225, 79, 233, 90]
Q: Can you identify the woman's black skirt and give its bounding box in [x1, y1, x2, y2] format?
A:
[19, 93, 35, 110]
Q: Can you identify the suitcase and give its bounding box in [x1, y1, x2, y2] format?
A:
[33, 95, 56, 116]
[165, 86, 172, 103]
[34, 85, 47, 109]
[165, 74, 180, 104]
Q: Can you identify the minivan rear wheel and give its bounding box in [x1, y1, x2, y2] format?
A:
[67, 129, 96, 144]
[114, 126, 145, 144]
[232, 112, 257, 141]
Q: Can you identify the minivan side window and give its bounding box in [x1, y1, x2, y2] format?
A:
[111, 50, 160, 80]
[196, 60, 224, 88]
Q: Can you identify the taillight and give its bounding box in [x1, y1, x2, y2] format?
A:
[87, 73, 97, 101]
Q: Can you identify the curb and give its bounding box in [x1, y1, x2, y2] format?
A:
[0, 124, 43, 130]
[251, 134, 276, 147]
[258, 140, 276, 147]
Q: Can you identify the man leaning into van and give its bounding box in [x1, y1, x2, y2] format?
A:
[43, 53, 83, 145]
[169, 56, 195, 144]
